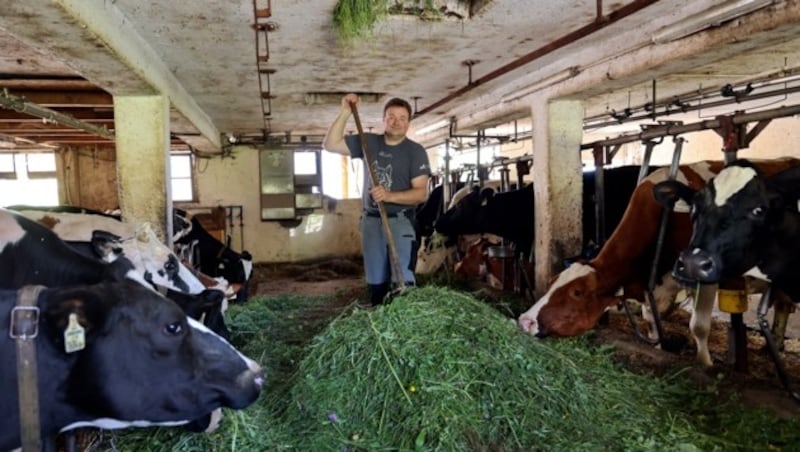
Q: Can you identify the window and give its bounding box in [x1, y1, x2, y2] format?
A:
[320, 150, 361, 200]
[0, 152, 58, 206]
[259, 148, 324, 220]
[170, 153, 195, 202]
[0, 154, 16, 179]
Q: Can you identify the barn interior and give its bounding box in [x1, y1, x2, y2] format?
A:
[5, 1, 800, 449]
[0, 0, 799, 284]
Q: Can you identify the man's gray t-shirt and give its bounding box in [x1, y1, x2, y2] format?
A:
[345, 132, 431, 215]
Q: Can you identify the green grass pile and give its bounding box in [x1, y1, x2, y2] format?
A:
[102, 287, 800, 451]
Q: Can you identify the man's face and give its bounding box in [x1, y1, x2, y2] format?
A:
[383, 106, 410, 140]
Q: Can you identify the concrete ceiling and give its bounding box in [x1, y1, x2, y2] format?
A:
[0, 0, 798, 154]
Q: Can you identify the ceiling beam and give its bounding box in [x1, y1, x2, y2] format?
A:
[54, 0, 222, 152]
[0, 0, 222, 152]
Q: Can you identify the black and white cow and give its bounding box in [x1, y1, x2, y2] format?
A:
[0, 280, 263, 452]
[654, 159, 800, 298]
[0, 208, 233, 432]
[434, 166, 647, 259]
[174, 212, 253, 302]
[435, 183, 536, 258]
[1, 209, 230, 339]
[0, 209, 147, 289]
[414, 182, 465, 242]
[11, 207, 209, 295]
[415, 181, 503, 275]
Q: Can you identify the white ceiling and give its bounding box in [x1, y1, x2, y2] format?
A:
[0, 0, 797, 153]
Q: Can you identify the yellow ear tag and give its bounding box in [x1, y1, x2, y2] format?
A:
[64, 313, 86, 353]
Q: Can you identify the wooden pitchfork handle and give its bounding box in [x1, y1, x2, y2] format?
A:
[349, 102, 407, 292]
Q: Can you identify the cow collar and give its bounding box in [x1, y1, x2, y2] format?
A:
[11, 284, 46, 452]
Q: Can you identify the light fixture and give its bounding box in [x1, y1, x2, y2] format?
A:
[501, 66, 581, 103]
[651, 0, 773, 44]
[413, 117, 454, 136]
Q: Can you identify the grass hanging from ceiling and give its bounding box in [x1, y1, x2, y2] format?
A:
[332, 0, 388, 42]
[333, 0, 446, 42]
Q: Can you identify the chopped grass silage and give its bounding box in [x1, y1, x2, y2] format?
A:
[98, 287, 800, 451]
[282, 287, 800, 451]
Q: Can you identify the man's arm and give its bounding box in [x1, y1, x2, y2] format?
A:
[370, 174, 430, 206]
[322, 93, 359, 156]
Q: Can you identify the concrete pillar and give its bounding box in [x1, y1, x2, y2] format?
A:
[531, 98, 584, 297]
[113, 95, 172, 245]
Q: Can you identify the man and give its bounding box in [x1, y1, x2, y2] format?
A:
[323, 93, 431, 305]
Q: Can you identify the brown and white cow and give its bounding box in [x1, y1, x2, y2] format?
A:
[518, 158, 800, 366]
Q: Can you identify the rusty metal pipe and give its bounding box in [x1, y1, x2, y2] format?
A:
[415, 0, 660, 117]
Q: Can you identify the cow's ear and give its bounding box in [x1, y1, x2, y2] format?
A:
[479, 188, 495, 206]
[768, 164, 800, 203]
[652, 180, 694, 210]
[91, 230, 123, 261]
[43, 295, 99, 343]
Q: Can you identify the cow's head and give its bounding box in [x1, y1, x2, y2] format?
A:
[126, 223, 207, 294]
[434, 186, 494, 237]
[518, 262, 618, 337]
[215, 249, 253, 302]
[653, 160, 800, 285]
[172, 208, 193, 242]
[45, 281, 263, 427]
[165, 287, 230, 339]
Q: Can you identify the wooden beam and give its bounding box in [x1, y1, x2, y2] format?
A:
[33, 136, 114, 144]
[12, 129, 113, 136]
[0, 79, 98, 90]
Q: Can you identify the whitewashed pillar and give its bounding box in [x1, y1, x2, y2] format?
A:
[113, 94, 172, 245]
[531, 97, 584, 297]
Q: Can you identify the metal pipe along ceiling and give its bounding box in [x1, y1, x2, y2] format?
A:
[414, 0, 661, 117]
[0, 89, 114, 141]
[580, 103, 800, 148]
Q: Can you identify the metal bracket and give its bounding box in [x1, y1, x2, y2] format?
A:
[9, 306, 39, 340]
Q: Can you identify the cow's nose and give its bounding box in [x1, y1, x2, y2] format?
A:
[252, 370, 265, 389]
[674, 248, 720, 283]
[518, 315, 543, 337]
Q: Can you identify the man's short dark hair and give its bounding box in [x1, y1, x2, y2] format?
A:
[383, 97, 412, 119]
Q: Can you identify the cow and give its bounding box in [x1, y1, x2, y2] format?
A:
[0, 208, 149, 290]
[0, 208, 231, 432]
[174, 211, 253, 302]
[8, 209, 232, 338]
[414, 182, 465, 241]
[10, 207, 208, 295]
[0, 280, 263, 451]
[518, 159, 800, 367]
[655, 159, 800, 297]
[434, 166, 646, 260]
[415, 181, 500, 276]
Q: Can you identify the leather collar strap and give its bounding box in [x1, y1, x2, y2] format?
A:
[10, 285, 45, 452]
